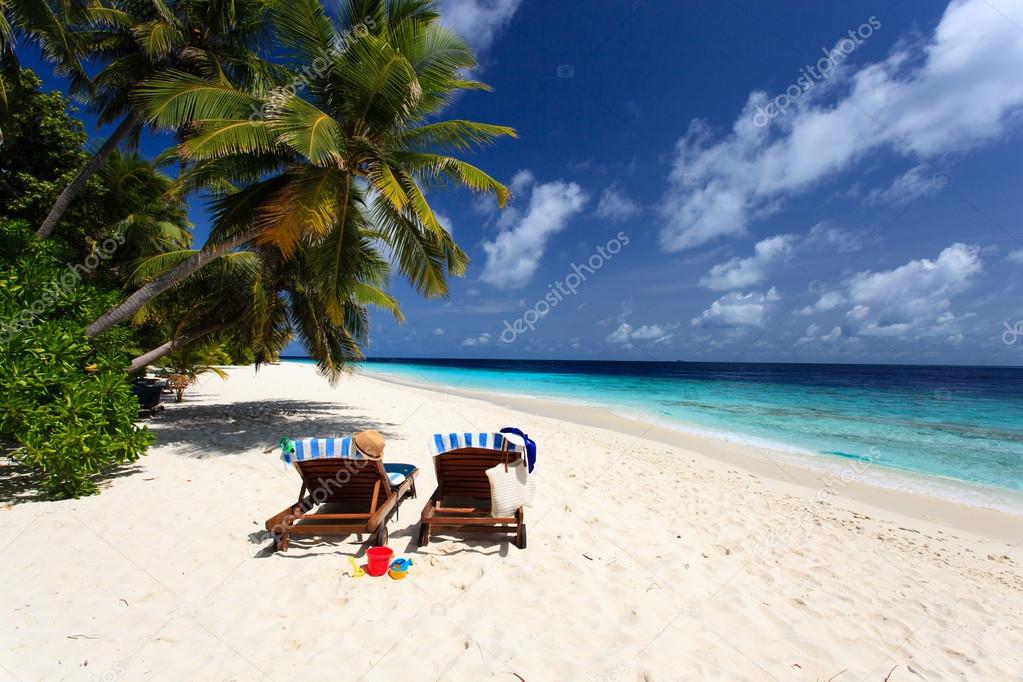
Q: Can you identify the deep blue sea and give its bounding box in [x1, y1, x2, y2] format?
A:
[289, 358, 1023, 510]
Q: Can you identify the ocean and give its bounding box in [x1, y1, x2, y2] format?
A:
[287, 358, 1023, 511]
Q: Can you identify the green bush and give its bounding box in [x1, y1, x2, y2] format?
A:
[0, 219, 153, 497]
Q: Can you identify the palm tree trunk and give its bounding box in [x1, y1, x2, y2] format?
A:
[127, 323, 224, 373]
[85, 227, 261, 337]
[36, 112, 139, 239]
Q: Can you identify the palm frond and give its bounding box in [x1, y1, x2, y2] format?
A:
[397, 120, 516, 153]
[251, 166, 346, 254]
[396, 151, 511, 206]
[270, 94, 346, 166]
[132, 70, 263, 129]
[181, 117, 280, 160]
[369, 192, 462, 297]
[353, 282, 403, 321]
[267, 0, 335, 65]
[132, 19, 184, 61]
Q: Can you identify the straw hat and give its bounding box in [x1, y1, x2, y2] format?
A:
[353, 430, 386, 459]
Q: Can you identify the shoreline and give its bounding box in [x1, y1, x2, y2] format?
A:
[359, 366, 1023, 544]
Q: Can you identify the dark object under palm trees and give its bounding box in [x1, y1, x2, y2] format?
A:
[265, 436, 419, 552]
[131, 380, 166, 417]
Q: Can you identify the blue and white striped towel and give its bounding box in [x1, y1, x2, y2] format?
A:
[428, 432, 522, 456]
[281, 436, 363, 464]
[280, 436, 411, 486]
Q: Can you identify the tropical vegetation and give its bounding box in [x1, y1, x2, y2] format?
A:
[0, 0, 515, 497]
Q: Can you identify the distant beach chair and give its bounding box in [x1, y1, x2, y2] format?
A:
[132, 380, 166, 417]
[418, 431, 535, 550]
[264, 433, 418, 552]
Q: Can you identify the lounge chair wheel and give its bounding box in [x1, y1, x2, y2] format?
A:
[516, 525, 527, 549]
[374, 525, 388, 547]
[417, 524, 429, 547]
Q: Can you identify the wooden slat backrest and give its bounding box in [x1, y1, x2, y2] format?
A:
[434, 447, 522, 500]
[296, 458, 390, 508]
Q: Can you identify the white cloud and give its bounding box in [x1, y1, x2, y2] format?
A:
[491, 170, 537, 231]
[796, 290, 846, 315]
[691, 287, 781, 328]
[842, 243, 982, 337]
[1007, 249, 1023, 263]
[509, 169, 535, 195]
[866, 164, 941, 205]
[607, 322, 674, 345]
[436, 211, 454, 236]
[606, 323, 631, 343]
[793, 244, 982, 339]
[596, 185, 641, 221]
[700, 234, 797, 290]
[822, 326, 843, 342]
[438, 0, 522, 52]
[442, 298, 517, 314]
[461, 332, 491, 346]
[659, 0, 1023, 251]
[433, 328, 445, 336]
[803, 221, 863, 253]
[798, 324, 844, 344]
[480, 176, 588, 289]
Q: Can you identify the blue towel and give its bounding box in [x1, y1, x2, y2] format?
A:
[500, 427, 537, 473]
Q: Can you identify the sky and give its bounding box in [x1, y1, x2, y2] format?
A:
[22, 0, 1023, 365]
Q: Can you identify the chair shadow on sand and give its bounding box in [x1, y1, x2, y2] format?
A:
[245, 514, 513, 560]
[148, 399, 397, 459]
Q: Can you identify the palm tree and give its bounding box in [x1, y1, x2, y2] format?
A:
[98, 150, 192, 269]
[1, 0, 90, 144]
[126, 237, 403, 379]
[20, 0, 283, 238]
[84, 0, 514, 338]
[126, 249, 264, 373]
[0, 3, 16, 123]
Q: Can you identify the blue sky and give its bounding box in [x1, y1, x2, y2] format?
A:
[24, 0, 1023, 365]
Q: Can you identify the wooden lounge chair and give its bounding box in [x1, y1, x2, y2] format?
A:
[265, 436, 418, 552]
[418, 432, 529, 549]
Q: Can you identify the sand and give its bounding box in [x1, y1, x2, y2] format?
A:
[2, 362, 1021, 681]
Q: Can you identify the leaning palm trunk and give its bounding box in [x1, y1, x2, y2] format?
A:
[36, 112, 138, 239]
[85, 227, 261, 337]
[127, 323, 224, 373]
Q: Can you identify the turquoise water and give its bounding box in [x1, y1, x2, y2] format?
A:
[291, 358, 1023, 509]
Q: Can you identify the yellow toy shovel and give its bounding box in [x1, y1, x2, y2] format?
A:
[347, 557, 365, 578]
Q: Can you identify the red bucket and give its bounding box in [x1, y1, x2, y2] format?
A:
[366, 546, 394, 577]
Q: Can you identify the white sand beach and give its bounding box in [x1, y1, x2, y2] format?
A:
[2, 362, 1022, 681]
